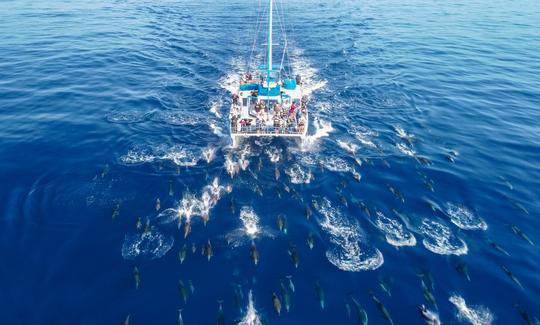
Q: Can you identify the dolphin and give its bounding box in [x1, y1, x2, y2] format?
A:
[513, 303, 535, 325]
[217, 300, 225, 325]
[418, 304, 440, 325]
[305, 206, 312, 219]
[179, 244, 187, 263]
[280, 281, 291, 312]
[288, 245, 299, 268]
[487, 239, 510, 256]
[350, 296, 368, 325]
[204, 240, 213, 261]
[250, 241, 259, 266]
[315, 281, 325, 309]
[112, 203, 120, 219]
[124, 314, 131, 325]
[168, 179, 174, 196]
[286, 275, 295, 293]
[307, 232, 315, 250]
[177, 309, 184, 325]
[370, 292, 393, 325]
[455, 261, 471, 282]
[511, 225, 534, 245]
[155, 198, 161, 211]
[272, 292, 282, 316]
[501, 265, 523, 289]
[133, 266, 140, 290]
[178, 280, 188, 303]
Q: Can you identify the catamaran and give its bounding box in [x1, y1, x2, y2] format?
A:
[229, 0, 308, 145]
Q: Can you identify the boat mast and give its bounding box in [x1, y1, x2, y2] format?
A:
[267, 0, 273, 83]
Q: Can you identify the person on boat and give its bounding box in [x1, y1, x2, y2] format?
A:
[232, 93, 239, 105]
[245, 72, 252, 80]
[289, 101, 298, 120]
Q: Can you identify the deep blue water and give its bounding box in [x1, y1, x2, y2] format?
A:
[1, 0, 540, 324]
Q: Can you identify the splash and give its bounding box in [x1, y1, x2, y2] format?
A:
[290, 47, 327, 96]
[446, 203, 488, 231]
[449, 295, 494, 325]
[337, 139, 359, 155]
[240, 206, 261, 238]
[178, 193, 201, 223]
[420, 219, 468, 255]
[161, 145, 200, 166]
[396, 143, 416, 157]
[210, 122, 225, 137]
[208, 96, 222, 118]
[122, 227, 174, 261]
[238, 290, 263, 325]
[120, 148, 156, 165]
[120, 145, 199, 167]
[224, 154, 240, 178]
[285, 164, 313, 184]
[202, 146, 216, 163]
[374, 212, 416, 247]
[349, 125, 377, 148]
[316, 198, 384, 271]
[321, 156, 352, 173]
[394, 125, 415, 141]
[301, 118, 334, 150]
[265, 146, 282, 163]
[106, 109, 147, 124]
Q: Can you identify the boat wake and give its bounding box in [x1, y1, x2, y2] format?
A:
[315, 198, 383, 271]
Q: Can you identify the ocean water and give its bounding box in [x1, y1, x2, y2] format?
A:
[1, 0, 539, 324]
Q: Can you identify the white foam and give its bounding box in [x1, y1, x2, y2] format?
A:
[301, 118, 334, 150]
[208, 96, 222, 118]
[120, 148, 156, 165]
[121, 227, 174, 261]
[286, 164, 313, 184]
[210, 122, 225, 138]
[202, 146, 216, 164]
[240, 206, 260, 238]
[120, 145, 200, 167]
[420, 219, 468, 255]
[265, 146, 282, 163]
[349, 126, 377, 148]
[374, 212, 416, 247]
[107, 109, 146, 124]
[337, 139, 359, 155]
[321, 156, 352, 173]
[449, 295, 494, 325]
[238, 290, 263, 325]
[446, 203, 488, 231]
[316, 198, 384, 271]
[178, 193, 201, 223]
[290, 47, 327, 96]
[396, 143, 416, 157]
[394, 125, 415, 141]
[224, 154, 240, 178]
[160, 145, 199, 167]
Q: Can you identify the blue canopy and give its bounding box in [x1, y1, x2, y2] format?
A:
[258, 84, 281, 96]
[240, 83, 258, 91]
[284, 79, 297, 90]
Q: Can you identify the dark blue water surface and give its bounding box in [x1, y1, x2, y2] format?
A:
[1, 0, 540, 324]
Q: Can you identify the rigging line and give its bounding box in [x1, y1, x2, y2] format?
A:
[277, 0, 292, 77]
[249, 0, 264, 71]
[251, 0, 266, 69]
